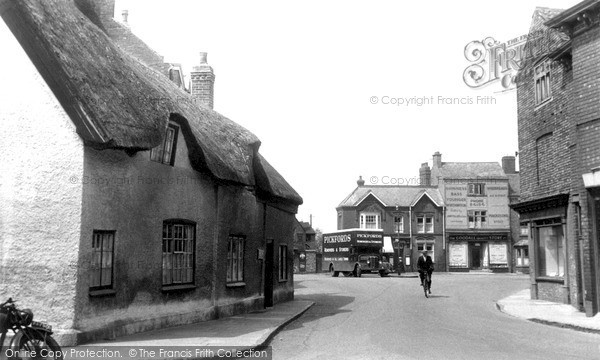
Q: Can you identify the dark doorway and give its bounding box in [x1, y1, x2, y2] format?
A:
[470, 245, 482, 269]
[264, 239, 274, 308]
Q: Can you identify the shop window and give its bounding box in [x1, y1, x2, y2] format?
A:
[162, 221, 195, 286]
[90, 230, 115, 290]
[468, 210, 487, 229]
[417, 215, 434, 233]
[227, 235, 245, 283]
[417, 242, 435, 262]
[534, 61, 551, 106]
[516, 247, 529, 266]
[468, 183, 485, 196]
[150, 123, 178, 166]
[394, 216, 404, 233]
[279, 245, 288, 281]
[360, 213, 380, 229]
[537, 225, 564, 277]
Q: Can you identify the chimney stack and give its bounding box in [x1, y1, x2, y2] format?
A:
[190, 52, 215, 109]
[419, 163, 431, 186]
[357, 176, 365, 187]
[502, 156, 516, 174]
[121, 9, 129, 24]
[432, 151, 442, 168]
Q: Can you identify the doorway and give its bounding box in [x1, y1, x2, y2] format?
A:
[264, 239, 274, 308]
[470, 244, 482, 270]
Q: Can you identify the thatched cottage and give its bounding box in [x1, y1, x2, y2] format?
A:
[0, 0, 302, 345]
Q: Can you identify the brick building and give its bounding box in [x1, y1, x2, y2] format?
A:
[293, 220, 320, 273]
[512, 2, 600, 316]
[0, 0, 302, 345]
[428, 153, 515, 272]
[336, 179, 446, 272]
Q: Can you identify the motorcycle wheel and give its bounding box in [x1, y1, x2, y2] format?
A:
[19, 330, 63, 360]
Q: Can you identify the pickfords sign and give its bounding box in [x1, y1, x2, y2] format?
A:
[323, 230, 383, 247]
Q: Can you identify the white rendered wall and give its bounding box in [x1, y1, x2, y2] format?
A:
[0, 17, 84, 336]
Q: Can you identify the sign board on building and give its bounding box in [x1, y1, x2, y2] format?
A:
[449, 243, 468, 268]
[444, 182, 510, 229]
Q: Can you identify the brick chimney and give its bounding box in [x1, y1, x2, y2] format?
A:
[419, 163, 431, 185]
[432, 151, 442, 168]
[190, 52, 215, 109]
[502, 156, 516, 174]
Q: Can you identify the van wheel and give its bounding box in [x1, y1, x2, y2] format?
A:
[353, 266, 361, 277]
[333, 271, 339, 277]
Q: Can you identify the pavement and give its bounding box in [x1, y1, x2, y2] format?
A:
[72, 300, 314, 359]
[496, 289, 600, 334]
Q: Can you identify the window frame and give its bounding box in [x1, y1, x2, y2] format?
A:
[467, 183, 485, 196]
[535, 222, 564, 279]
[150, 123, 179, 166]
[90, 230, 115, 291]
[534, 61, 552, 106]
[468, 210, 487, 229]
[359, 212, 381, 229]
[416, 214, 434, 233]
[417, 241, 435, 263]
[162, 220, 196, 287]
[394, 216, 404, 233]
[279, 244, 288, 281]
[227, 235, 246, 283]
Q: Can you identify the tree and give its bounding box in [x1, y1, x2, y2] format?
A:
[314, 228, 323, 253]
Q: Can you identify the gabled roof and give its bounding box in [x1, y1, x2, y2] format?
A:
[338, 186, 444, 208]
[517, 7, 570, 81]
[437, 162, 507, 179]
[0, 0, 262, 186]
[410, 190, 442, 207]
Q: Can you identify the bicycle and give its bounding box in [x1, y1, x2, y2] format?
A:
[0, 298, 63, 359]
[419, 271, 432, 298]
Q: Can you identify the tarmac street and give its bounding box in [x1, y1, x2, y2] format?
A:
[271, 273, 600, 360]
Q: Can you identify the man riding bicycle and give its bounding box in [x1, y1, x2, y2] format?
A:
[417, 250, 434, 294]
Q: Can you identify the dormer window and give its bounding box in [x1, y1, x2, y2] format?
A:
[150, 123, 178, 166]
[534, 61, 551, 106]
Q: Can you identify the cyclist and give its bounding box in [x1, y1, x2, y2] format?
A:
[417, 250, 434, 294]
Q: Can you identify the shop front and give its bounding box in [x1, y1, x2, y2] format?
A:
[448, 234, 510, 272]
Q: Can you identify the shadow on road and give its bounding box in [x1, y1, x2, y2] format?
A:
[285, 291, 354, 331]
[426, 295, 450, 299]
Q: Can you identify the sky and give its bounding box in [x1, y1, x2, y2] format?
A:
[115, 0, 580, 232]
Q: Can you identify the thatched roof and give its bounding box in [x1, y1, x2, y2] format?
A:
[0, 0, 260, 186]
[254, 154, 303, 206]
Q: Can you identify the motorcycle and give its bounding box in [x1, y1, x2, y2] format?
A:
[0, 298, 62, 359]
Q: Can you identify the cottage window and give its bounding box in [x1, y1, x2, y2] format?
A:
[359, 213, 380, 229]
[537, 224, 564, 277]
[90, 230, 115, 290]
[227, 235, 245, 283]
[468, 210, 487, 229]
[162, 221, 195, 286]
[394, 216, 404, 233]
[279, 245, 288, 281]
[150, 124, 178, 165]
[417, 215, 434, 233]
[468, 183, 485, 196]
[534, 61, 551, 106]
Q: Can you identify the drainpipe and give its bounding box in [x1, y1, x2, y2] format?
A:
[443, 206, 448, 272]
[562, 216, 570, 304]
[409, 205, 413, 271]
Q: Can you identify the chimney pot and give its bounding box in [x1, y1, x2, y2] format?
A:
[199, 52, 208, 64]
[121, 9, 129, 23]
[357, 176, 365, 187]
